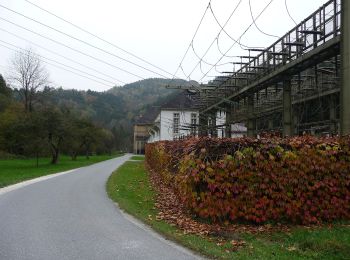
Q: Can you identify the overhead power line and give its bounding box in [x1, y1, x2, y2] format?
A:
[0, 16, 144, 80]
[24, 0, 173, 77]
[248, 0, 279, 39]
[186, 1, 244, 70]
[0, 39, 118, 86]
[209, 1, 252, 50]
[171, 1, 212, 80]
[186, 0, 244, 80]
[285, 0, 297, 25]
[0, 42, 114, 88]
[199, 0, 276, 82]
[191, 40, 233, 68]
[0, 3, 169, 79]
[0, 27, 125, 84]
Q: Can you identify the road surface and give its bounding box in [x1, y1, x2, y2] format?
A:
[0, 154, 200, 260]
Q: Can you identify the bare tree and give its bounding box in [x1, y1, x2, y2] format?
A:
[9, 48, 49, 112]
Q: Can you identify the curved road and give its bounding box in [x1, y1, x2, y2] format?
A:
[0, 154, 200, 260]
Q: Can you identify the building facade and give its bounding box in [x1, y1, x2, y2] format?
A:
[148, 91, 199, 142]
[133, 107, 159, 154]
[133, 124, 153, 154]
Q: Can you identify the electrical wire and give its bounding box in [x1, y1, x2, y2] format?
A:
[187, 38, 218, 79]
[248, 0, 279, 39]
[216, 36, 236, 58]
[284, 0, 297, 25]
[185, 0, 244, 79]
[171, 1, 211, 80]
[284, 0, 310, 52]
[199, 0, 276, 82]
[188, 0, 266, 81]
[209, 1, 253, 50]
[0, 39, 120, 86]
[24, 0, 174, 77]
[0, 4, 169, 79]
[191, 42, 228, 79]
[180, 65, 190, 79]
[0, 27, 125, 84]
[191, 40, 232, 67]
[0, 16, 144, 80]
[0, 43, 114, 88]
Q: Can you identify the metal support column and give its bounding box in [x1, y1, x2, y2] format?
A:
[247, 95, 255, 137]
[341, 0, 350, 135]
[330, 94, 337, 134]
[283, 80, 293, 136]
[268, 119, 274, 130]
[199, 113, 208, 137]
[293, 114, 299, 135]
[225, 108, 232, 138]
[211, 111, 217, 138]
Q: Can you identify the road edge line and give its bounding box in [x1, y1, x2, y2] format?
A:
[0, 169, 76, 196]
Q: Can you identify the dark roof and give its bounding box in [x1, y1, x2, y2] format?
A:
[161, 91, 198, 110]
[135, 106, 160, 125]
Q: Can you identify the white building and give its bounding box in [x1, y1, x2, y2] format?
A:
[216, 110, 226, 138]
[145, 91, 247, 142]
[206, 111, 248, 138]
[148, 92, 199, 142]
[230, 123, 247, 138]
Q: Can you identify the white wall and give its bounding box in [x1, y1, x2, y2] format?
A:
[148, 128, 160, 143]
[160, 110, 199, 141]
[147, 114, 160, 143]
[216, 110, 226, 138]
[230, 123, 247, 138]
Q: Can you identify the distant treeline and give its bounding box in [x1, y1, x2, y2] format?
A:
[0, 73, 190, 163]
[0, 74, 118, 163]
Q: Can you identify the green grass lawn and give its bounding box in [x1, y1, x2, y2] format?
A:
[130, 155, 145, 160]
[107, 160, 350, 259]
[0, 154, 122, 188]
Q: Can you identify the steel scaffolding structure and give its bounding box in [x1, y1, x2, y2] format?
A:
[169, 0, 349, 137]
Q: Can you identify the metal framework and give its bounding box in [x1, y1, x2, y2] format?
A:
[194, 0, 344, 137]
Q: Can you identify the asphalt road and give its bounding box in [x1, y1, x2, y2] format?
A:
[0, 154, 200, 260]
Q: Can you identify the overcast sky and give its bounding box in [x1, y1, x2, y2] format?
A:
[0, 0, 327, 91]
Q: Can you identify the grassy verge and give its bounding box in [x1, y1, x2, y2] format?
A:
[107, 159, 350, 259]
[130, 155, 145, 160]
[0, 154, 123, 188]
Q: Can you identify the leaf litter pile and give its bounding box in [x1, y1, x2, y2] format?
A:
[147, 167, 291, 251]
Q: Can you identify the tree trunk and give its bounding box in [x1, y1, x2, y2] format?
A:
[71, 151, 77, 161]
[24, 86, 29, 112]
[24, 94, 29, 112]
[51, 148, 59, 164]
[49, 136, 61, 165]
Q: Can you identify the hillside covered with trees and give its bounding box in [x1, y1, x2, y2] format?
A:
[1, 64, 192, 159]
[38, 78, 191, 150]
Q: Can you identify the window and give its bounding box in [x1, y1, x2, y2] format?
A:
[191, 113, 197, 135]
[173, 113, 180, 134]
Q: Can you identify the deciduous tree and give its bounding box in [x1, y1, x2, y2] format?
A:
[8, 48, 49, 112]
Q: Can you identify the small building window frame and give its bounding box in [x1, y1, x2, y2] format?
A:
[173, 112, 180, 134]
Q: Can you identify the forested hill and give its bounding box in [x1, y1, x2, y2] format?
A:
[40, 78, 191, 150]
[108, 78, 188, 111]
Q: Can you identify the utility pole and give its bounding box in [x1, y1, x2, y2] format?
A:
[341, 0, 350, 135]
[247, 94, 255, 137]
[283, 80, 293, 136]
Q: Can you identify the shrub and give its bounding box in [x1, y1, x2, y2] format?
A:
[145, 136, 350, 224]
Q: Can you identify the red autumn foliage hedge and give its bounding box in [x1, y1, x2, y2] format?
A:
[145, 136, 350, 224]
